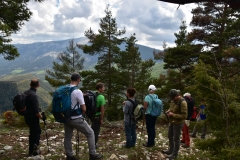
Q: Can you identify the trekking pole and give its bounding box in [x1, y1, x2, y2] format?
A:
[76, 130, 80, 157]
[42, 112, 50, 153]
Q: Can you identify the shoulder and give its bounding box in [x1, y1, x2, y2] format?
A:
[72, 89, 83, 95]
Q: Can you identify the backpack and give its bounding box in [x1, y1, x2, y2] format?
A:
[83, 90, 99, 118]
[190, 106, 198, 121]
[12, 90, 35, 116]
[148, 95, 163, 117]
[52, 85, 81, 123]
[184, 96, 195, 120]
[127, 99, 144, 121]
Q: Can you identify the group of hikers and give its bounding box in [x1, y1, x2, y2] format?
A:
[21, 73, 207, 160]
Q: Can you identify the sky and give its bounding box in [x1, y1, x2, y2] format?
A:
[11, 0, 197, 50]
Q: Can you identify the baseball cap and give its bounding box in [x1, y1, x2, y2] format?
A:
[183, 92, 191, 97]
[169, 89, 180, 99]
[148, 85, 156, 91]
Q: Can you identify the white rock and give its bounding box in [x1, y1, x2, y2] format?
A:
[4, 146, 13, 150]
[0, 150, 5, 154]
[108, 154, 119, 160]
[119, 155, 128, 159]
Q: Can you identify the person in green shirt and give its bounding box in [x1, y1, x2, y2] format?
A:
[91, 82, 106, 149]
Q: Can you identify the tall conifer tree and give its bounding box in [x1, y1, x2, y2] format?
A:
[78, 6, 126, 106]
[45, 39, 85, 87]
[116, 34, 155, 101]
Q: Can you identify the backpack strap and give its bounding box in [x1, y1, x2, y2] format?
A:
[70, 86, 82, 116]
[175, 98, 185, 113]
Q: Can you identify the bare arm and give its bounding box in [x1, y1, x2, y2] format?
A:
[100, 106, 104, 125]
[80, 104, 86, 115]
[143, 101, 148, 109]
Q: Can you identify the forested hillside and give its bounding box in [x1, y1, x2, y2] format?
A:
[0, 73, 54, 114]
[0, 81, 18, 114]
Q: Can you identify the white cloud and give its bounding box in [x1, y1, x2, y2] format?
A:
[11, 0, 197, 49]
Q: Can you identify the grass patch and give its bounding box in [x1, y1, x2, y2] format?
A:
[11, 69, 25, 74]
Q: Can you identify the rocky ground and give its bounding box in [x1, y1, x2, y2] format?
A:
[0, 119, 210, 160]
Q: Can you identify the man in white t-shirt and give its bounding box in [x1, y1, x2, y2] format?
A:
[64, 73, 102, 160]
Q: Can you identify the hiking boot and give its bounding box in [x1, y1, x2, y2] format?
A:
[180, 140, 185, 144]
[190, 134, 196, 138]
[32, 144, 40, 156]
[89, 153, 103, 160]
[66, 155, 79, 160]
[142, 142, 154, 147]
[166, 154, 177, 160]
[181, 144, 190, 148]
[161, 149, 172, 155]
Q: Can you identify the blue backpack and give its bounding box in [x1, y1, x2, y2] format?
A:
[52, 85, 81, 123]
[148, 94, 163, 117]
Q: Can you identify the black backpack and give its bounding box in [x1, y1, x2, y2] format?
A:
[184, 96, 195, 120]
[127, 99, 144, 121]
[12, 90, 35, 116]
[83, 90, 99, 118]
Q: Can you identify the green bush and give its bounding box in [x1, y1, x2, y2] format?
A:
[105, 106, 124, 121]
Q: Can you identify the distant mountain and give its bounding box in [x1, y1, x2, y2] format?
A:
[0, 37, 159, 76]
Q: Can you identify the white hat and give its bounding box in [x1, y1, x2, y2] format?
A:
[148, 85, 156, 91]
[183, 92, 191, 97]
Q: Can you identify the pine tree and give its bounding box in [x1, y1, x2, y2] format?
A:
[188, 2, 240, 77]
[187, 2, 240, 158]
[45, 39, 85, 88]
[0, 0, 44, 60]
[78, 6, 126, 106]
[116, 33, 155, 102]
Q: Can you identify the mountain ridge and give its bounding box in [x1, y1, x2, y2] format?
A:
[0, 37, 159, 76]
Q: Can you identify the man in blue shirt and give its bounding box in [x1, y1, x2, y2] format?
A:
[190, 101, 207, 139]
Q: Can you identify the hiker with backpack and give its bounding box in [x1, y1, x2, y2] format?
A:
[23, 79, 45, 156]
[90, 82, 106, 149]
[181, 92, 195, 148]
[61, 73, 102, 160]
[122, 87, 137, 148]
[161, 89, 187, 160]
[143, 84, 163, 147]
[190, 100, 207, 139]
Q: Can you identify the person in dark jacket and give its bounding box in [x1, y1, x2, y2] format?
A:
[24, 79, 45, 156]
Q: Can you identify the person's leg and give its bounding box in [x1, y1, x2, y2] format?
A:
[91, 116, 101, 144]
[172, 123, 183, 157]
[185, 124, 190, 146]
[201, 120, 207, 139]
[124, 121, 132, 147]
[181, 125, 185, 143]
[71, 118, 96, 155]
[182, 123, 190, 146]
[191, 117, 201, 137]
[151, 116, 157, 145]
[145, 114, 152, 145]
[168, 124, 174, 153]
[64, 123, 74, 156]
[131, 122, 137, 147]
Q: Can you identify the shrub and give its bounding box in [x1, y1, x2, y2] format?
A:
[2, 110, 27, 127]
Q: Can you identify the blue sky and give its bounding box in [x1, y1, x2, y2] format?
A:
[11, 0, 197, 50]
